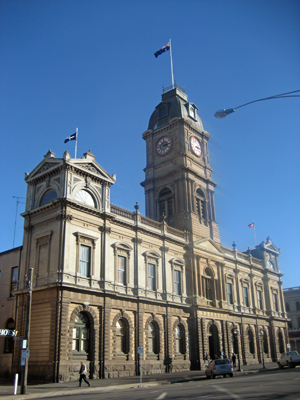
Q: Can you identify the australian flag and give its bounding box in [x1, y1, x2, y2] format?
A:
[64, 132, 76, 143]
[154, 42, 170, 58]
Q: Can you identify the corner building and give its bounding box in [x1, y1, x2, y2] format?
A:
[11, 85, 288, 382]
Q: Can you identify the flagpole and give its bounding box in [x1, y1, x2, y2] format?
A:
[253, 220, 256, 246]
[169, 39, 174, 88]
[75, 127, 78, 159]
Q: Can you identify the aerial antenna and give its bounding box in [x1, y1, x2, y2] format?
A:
[13, 196, 25, 248]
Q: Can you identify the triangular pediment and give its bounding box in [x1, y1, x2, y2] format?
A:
[192, 238, 224, 256]
[26, 150, 116, 185]
[263, 237, 280, 254]
[73, 159, 116, 184]
[26, 152, 62, 182]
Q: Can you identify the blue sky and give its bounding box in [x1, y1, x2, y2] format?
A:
[1, 0, 299, 288]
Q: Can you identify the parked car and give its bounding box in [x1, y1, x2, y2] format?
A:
[277, 351, 300, 369]
[205, 358, 233, 379]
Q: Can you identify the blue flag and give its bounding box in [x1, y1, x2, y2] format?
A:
[154, 42, 170, 58]
[64, 132, 76, 143]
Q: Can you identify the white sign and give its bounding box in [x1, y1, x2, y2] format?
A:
[0, 329, 17, 337]
[287, 344, 291, 349]
[137, 347, 144, 354]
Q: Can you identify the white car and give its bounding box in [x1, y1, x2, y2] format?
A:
[277, 351, 300, 368]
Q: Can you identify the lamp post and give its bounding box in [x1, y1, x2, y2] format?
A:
[234, 328, 241, 371]
[20, 268, 33, 395]
[214, 89, 300, 119]
[260, 330, 266, 369]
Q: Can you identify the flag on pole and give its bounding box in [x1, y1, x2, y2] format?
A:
[64, 132, 76, 143]
[154, 42, 170, 58]
[248, 223, 254, 228]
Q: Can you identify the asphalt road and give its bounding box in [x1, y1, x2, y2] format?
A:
[38, 368, 300, 400]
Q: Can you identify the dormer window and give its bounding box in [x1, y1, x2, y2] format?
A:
[190, 106, 196, 119]
[159, 106, 167, 118]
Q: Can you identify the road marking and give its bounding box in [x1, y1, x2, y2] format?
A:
[215, 385, 240, 399]
[156, 392, 167, 399]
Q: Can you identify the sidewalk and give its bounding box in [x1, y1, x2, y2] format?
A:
[0, 362, 279, 400]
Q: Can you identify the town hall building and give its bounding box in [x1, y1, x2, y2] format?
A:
[0, 84, 289, 381]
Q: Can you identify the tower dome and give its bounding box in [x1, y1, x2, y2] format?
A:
[148, 85, 204, 132]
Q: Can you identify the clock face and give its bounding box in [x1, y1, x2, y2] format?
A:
[156, 136, 172, 156]
[191, 137, 201, 157]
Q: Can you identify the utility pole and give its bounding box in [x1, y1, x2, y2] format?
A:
[20, 268, 33, 394]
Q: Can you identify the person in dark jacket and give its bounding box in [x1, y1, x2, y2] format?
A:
[231, 353, 236, 368]
[79, 361, 90, 387]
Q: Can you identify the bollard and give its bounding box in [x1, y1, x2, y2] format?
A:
[14, 373, 18, 395]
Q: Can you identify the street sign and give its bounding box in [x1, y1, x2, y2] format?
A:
[0, 329, 18, 337]
[137, 347, 144, 354]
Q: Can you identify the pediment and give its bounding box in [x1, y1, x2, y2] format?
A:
[74, 160, 116, 184]
[192, 238, 224, 256]
[26, 159, 62, 181]
[26, 152, 116, 185]
[263, 237, 280, 254]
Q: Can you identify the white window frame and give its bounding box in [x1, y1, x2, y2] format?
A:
[112, 242, 133, 286]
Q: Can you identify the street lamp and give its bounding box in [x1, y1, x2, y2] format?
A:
[214, 90, 300, 119]
[260, 330, 266, 369]
[234, 328, 241, 371]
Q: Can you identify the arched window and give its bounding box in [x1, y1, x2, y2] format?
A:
[148, 322, 159, 354]
[195, 188, 207, 224]
[175, 324, 185, 354]
[75, 189, 95, 207]
[72, 313, 90, 360]
[158, 188, 173, 219]
[296, 302, 300, 311]
[40, 189, 57, 206]
[4, 319, 15, 353]
[248, 330, 255, 354]
[116, 319, 128, 355]
[204, 268, 213, 300]
[285, 303, 290, 312]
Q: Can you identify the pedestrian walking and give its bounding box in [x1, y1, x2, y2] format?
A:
[79, 361, 90, 387]
[232, 353, 236, 368]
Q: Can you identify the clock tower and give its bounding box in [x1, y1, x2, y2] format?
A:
[141, 85, 220, 243]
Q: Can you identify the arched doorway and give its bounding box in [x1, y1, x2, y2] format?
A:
[209, 324, 220, 359]
[248, 329, 255, 355]
[278, 331, 284, 354]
